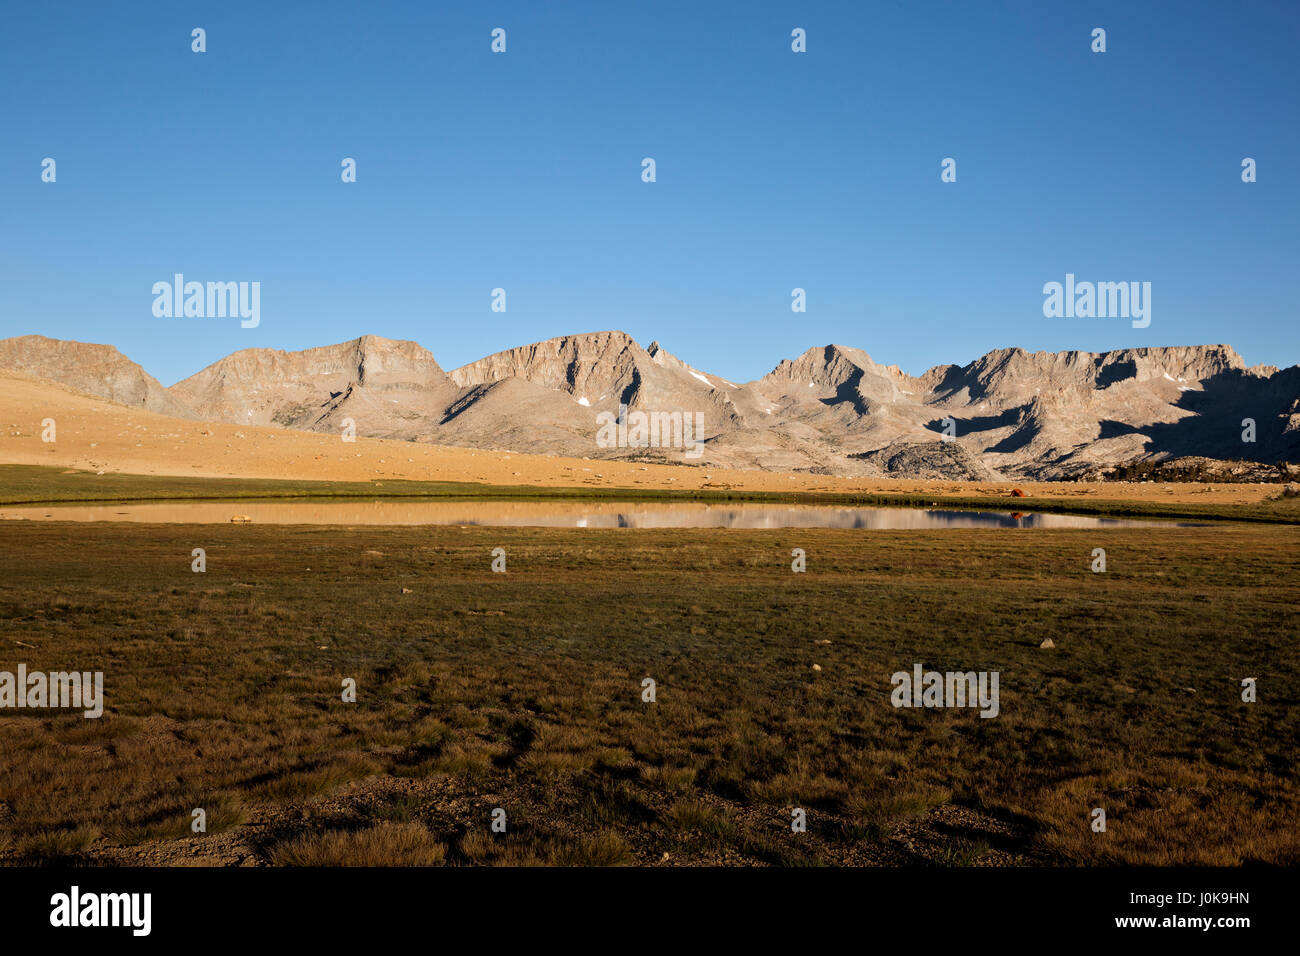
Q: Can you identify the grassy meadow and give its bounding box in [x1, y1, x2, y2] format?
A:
[0, 516, 1296, 866]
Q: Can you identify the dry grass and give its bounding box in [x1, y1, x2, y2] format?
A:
[269, 822, 446, 866]
[0, 521, 1297, 866]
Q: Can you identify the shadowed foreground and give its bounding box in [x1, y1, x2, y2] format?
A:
[0, 522, 1296, 866]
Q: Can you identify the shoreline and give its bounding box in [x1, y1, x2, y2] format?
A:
[0, 464, 1294, 524]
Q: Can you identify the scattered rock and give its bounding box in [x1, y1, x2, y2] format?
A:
[850, 442, 1006, 481]
[1039, 638, 1055, 649]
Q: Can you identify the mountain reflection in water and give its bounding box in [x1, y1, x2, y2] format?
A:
[0, 500, 1198, 529]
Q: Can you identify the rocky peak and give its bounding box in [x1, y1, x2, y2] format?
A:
[0, 334, 193, 418]
[450, 331, 643, 399]
[168, 335, 456, 428]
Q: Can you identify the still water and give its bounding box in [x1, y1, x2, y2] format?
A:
[0, 500, 1197, 529]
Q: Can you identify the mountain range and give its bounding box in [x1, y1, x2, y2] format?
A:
[1, 331, 1296, 480]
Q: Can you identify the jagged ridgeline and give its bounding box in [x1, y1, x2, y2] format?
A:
[1, 332, 1296, 480]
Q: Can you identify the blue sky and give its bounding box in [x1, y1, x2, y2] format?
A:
[2, 0, 1296, 385]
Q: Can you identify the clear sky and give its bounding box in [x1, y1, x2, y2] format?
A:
[2, 0, 1296, 386]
